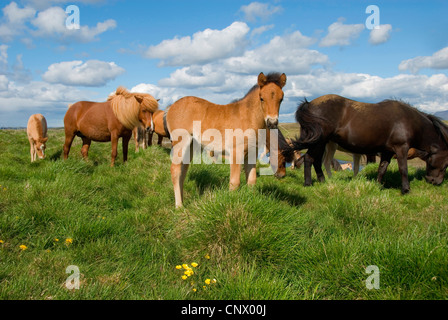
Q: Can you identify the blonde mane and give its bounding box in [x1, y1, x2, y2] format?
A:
[108, 86, 159, 129]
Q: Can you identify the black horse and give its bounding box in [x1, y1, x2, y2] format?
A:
[282, 94, 448, 194]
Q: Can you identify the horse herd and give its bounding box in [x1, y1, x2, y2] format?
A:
[26, 72, 448, 207]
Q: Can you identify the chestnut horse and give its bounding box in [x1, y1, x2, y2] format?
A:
[165, 72, 287, 207]
[282, 94, 448, 194]
[63, 86, 159, 166]
[133, 109, 169, 151]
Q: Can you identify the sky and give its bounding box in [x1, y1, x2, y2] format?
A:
[0, 0, 447, 127]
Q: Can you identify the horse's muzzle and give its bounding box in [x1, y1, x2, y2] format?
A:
[145, 126, 154, 134]
[266, 118, 279, 129]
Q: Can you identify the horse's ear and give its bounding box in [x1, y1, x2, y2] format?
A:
[41, 137, 48, 143]
[134, 96, 144, 104]
[258, 72, 267, 88]
[279, 73, 287, 88]
[157, 99, 160, 102]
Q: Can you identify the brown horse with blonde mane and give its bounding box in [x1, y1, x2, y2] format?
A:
[63, 86, 159, 166]
[165, 72, 287, 207]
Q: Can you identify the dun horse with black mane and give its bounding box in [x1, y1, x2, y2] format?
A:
[63, 86, 159, 166]
[165, 72, 287, 207]
[282, 94, 448, 194]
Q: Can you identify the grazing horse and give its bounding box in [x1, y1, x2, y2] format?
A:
[282, 94, 448, 194]
[63, 86, 159, 166]
[165, 72, 287, 207]
[27, 114, 48, 162]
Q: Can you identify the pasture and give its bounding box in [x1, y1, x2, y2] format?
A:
[0, 126, 447, 300]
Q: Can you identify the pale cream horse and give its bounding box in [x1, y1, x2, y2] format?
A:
[166, 72, 287, 207]
[27, 114, 48, 162]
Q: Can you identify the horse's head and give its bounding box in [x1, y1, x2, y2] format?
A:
[258, 72, 287, 129]
[34, 137, 48, 159]
[424, 145, 448, 185]
[136, 97, 159, 134]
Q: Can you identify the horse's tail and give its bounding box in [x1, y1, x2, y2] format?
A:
[281, 98, 329, 161]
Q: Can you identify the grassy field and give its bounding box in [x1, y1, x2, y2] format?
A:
[0, 126, 447, 300]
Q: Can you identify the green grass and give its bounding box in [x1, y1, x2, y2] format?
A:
[0, 128, 447, 300]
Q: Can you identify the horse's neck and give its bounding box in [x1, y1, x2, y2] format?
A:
[419, 118, 447, 151]
[234, 88, 266, 129]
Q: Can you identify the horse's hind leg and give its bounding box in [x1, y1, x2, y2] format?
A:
[81, 137, 91, 160]
[323, 141, 337, 178]
[313, 144, 326, 183]
[63, 131, 76, 160]
[377, 151, 393, 185]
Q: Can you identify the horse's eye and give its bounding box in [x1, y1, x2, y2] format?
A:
[260, 97, 264, 102]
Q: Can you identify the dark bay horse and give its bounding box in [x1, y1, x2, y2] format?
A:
[165, 72, 287, 207]
[64, 86, 159, 166]
[282, 94, 448, 193]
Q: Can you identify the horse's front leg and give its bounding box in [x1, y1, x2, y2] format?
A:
[229, 163, 242, 191]
[244, 162, 257, 186]
[353, 153, 361, 176]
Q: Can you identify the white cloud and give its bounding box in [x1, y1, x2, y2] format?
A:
[319, 18, 365, 47]
[145, 21, 250, 66]
[0, 2, 115, 43]
[398, 47, 448, 74]
[369, 24, 392, 45]
[239, 2, 282, 22]
[42, 60, 125, 87]
[0, 2, 36, 41]
[284, 70, 448, 113]
[22, 0, 105, 10]
[223, 31, 326, 75]
[31, 6, 116, 42]
[0, 44, 8, 65]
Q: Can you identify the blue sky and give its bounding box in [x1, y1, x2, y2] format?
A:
[1, 0, 447, 127]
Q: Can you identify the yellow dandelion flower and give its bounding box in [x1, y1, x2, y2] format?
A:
[54, 238, 59, 242]
[204, 254, 210, 259]
[19, 245, 27, 251]
[192, 288, 197, 292]
[0, 240, 4, 244]
[65, 238, 73, 245]
[181, 275, 188, 280]
[205, 279, 211, 285]
[212, 279, 217, 284]
[176, 265, 182, 270]
[191, 262, 198, 268]
[182, 264, 189, 269]
[203, 286, 207, 290]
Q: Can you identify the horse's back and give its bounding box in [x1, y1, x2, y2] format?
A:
[27, 114, 47, 139]
[167, 96, 241, 133]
